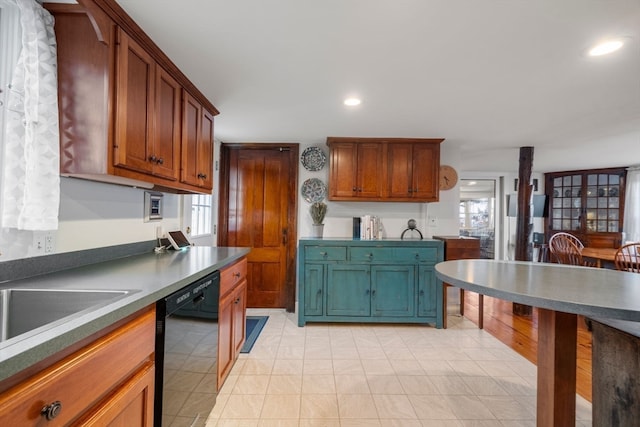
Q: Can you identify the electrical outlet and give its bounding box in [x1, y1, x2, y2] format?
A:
[156, 226, 165, 239]
[44, 232, 55, 253]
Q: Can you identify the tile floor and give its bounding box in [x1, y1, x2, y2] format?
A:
[206, 307, 592, 427]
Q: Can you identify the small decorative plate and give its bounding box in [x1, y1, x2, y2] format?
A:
[301, 178, 327, 203]
[301, 147, 326, 171]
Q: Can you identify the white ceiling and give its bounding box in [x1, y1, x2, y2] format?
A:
[116, 0, 640, 173]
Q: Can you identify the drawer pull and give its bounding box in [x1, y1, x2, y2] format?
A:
[41, 401, 62, 420]
[233, 272, 241, 278]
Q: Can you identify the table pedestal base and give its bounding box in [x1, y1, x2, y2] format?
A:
[536, 309, 577, 427]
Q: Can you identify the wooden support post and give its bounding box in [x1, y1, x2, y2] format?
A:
[536, 309, 577, 427]
[514, 146, 534, 316]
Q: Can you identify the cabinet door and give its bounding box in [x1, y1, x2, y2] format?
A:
[152, 67, 181, 181]
[356, 142, 384, 198]
[417, 266, 437, 317]
[387, 143, 413, 198]
[232, 279, 247, 356]
[303, 264, 325, 316]
[181, 91, 202, 187]
[329, 142, 358, 198]
[371, 265, 415, 317]
[181, 92, 214, 190]
[411, 143, 439, 200]
[198, 108, 215, 190]
[326, 265, 370, 316]
[74, 363, 154, 427]
[217, 292, 233, 388]
[114, 29, 154, 174]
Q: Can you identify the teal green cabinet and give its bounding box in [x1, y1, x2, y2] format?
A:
[327, 264, 370, 316]
[298, 239, 444, 327]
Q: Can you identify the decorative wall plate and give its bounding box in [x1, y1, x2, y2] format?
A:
[301, 147, 326, 171]
[301, 178, 327, 203]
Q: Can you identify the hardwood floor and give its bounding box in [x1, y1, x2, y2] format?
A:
[456, 291, 593, 402]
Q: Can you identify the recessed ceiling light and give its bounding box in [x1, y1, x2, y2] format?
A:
[588, 39, 625, 56]
[344, 98, 361, 106]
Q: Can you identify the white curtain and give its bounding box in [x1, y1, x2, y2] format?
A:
[623, 166, 640, 244]
[1, 0, 59, 230]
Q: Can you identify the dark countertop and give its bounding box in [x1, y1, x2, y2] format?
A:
[0, 246, 250, 382]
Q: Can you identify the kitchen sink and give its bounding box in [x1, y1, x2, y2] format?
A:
[0, 288, 136, 343]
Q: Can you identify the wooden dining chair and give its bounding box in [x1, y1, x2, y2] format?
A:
[548, 232, 594, 266]
[614, 243, 640, 273]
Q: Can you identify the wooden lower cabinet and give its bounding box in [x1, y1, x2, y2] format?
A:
[298, 239, 444, 327]
[0, 307, 156, 426]
[74, 363, 154, 426]
[217, 257, 248, 389]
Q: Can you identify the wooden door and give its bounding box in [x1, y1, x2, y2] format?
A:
[219, 144, 298, 310]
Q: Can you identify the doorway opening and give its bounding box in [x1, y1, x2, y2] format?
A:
[459, 179, 496, 259]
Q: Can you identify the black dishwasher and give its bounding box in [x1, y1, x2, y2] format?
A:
[154, 270, 220, 427]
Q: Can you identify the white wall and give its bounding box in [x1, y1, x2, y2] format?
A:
[0, 177, 182, 261]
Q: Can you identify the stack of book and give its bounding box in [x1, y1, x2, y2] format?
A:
[353, 215, 382, 240]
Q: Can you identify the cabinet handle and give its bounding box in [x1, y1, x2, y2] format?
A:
[408, 188, 413, 193]
[233, 272, 241, 278]
[197, 173, 207, 179]
[317, 289, 322, 295]
[156, 157, 164, 165]
[371, 289, 376, 297]
[41, 401, 63, 420]
[234, 297, 241, 304]
[148, 155, 157, 163]
[352, 187, 357, 192]
[419, 290, 424, 296]
[319, 251, 327, 257]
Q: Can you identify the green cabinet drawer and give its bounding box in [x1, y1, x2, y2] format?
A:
[350, 247, 438, 262]
[305, 246, 347, 261]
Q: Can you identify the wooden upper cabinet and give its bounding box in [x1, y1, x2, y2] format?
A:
[181, 92, 214, 190]
[327, 137, 442, 202]
[46, 0, 218, 194]
[328, 140, 383, 199]
[114, 29, 181, 181]
[153, 67, 182, 181]
[387, 142, 439, 200]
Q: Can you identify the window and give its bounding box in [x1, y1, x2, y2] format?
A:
[459, 179, 496, 259]
[190, 193, 212, 237]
